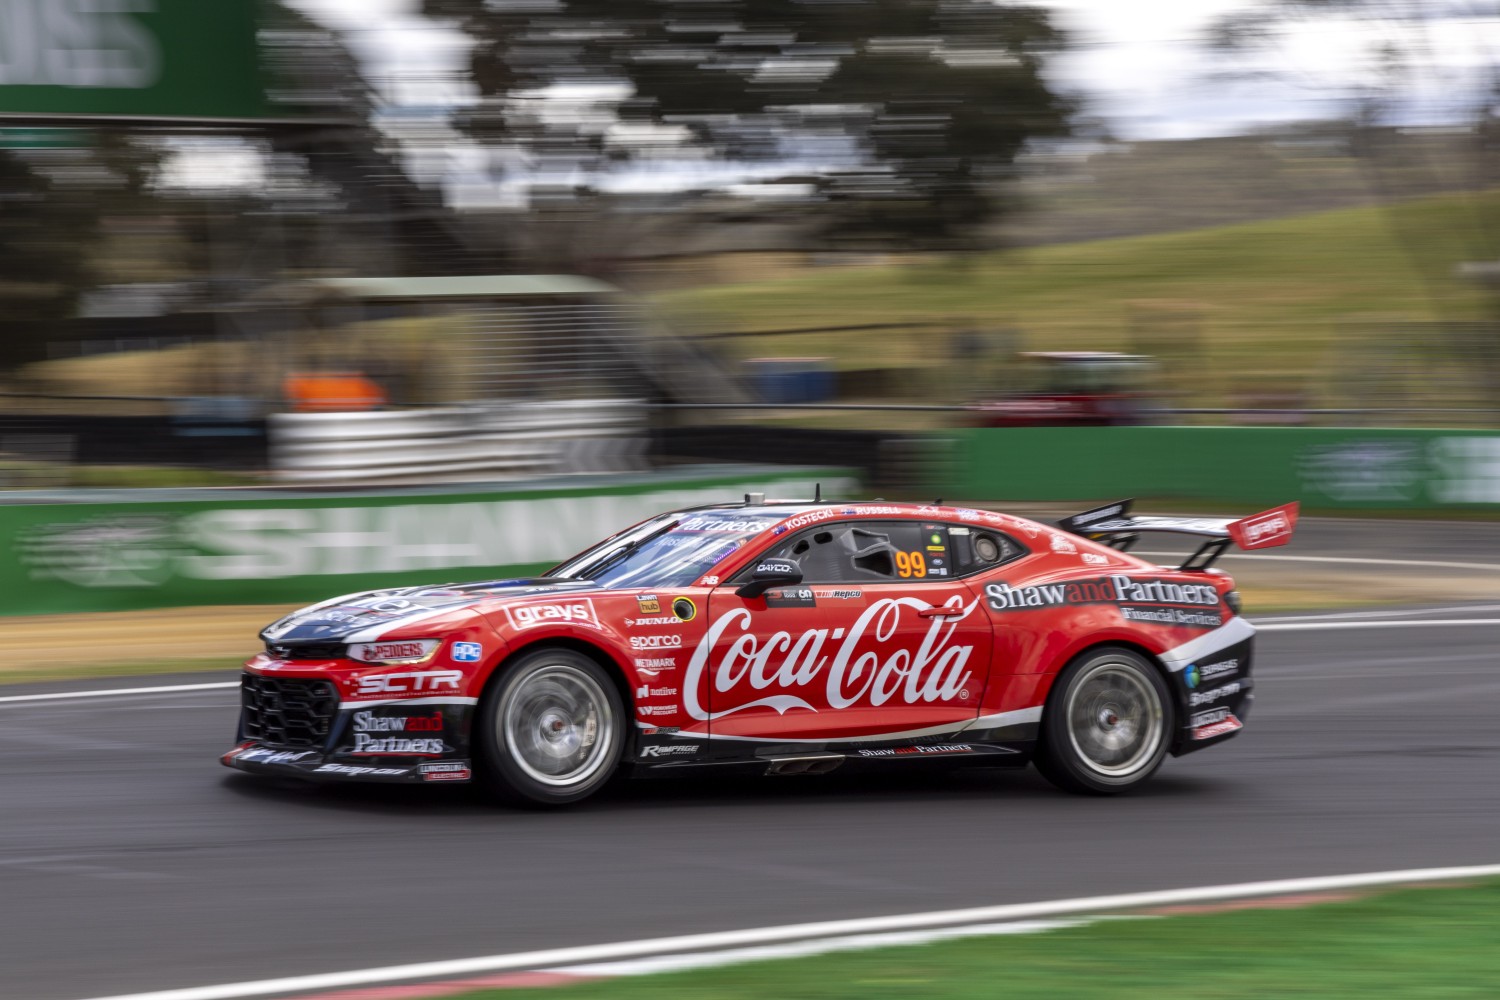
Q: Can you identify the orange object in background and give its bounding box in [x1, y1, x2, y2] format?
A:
[283, 372, 387, 412]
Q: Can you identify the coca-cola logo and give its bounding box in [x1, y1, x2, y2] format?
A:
[682, 597, 978, 721]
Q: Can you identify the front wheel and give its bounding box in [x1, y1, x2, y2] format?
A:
[477, 648, 624, 807]
[1035, 647, 1173, 795]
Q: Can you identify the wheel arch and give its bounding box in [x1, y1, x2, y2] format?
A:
[479, 635, 635, 710]
[1037, 638, 1176, 721]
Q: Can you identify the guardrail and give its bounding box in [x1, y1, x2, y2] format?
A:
[269, 399, 648, 483]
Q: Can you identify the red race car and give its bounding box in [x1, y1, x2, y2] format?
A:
[223, 496, 1298, 804]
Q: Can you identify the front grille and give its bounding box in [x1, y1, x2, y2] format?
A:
[265, 641, 347, 660]
[242, 674, 338, 748]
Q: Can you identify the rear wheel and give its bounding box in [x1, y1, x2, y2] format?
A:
[1035, 646, 1173, 795]
[477, 648, 624, 807]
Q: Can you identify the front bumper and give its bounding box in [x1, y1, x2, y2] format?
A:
[223, 668, 477, 784]
[221, 744, 472, 784]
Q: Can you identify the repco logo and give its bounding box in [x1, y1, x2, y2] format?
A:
[504, 600, 599, 630]
[630, 634, 683, 650]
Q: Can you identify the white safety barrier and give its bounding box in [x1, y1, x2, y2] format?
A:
[269, 400, 648, 483]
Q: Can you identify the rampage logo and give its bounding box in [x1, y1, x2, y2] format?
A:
[986, 576, 1220, 612]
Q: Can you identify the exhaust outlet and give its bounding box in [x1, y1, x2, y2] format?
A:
[765, 754, 845, 776]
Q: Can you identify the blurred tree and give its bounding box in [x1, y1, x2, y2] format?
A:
[0, 149, 101, 370]
[422, 0, 1074, 253]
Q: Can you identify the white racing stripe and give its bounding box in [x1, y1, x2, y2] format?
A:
[1258, 619, 1500, 632]
[1156, 616, 1257, 673]
[76, 864, 1500, 1000]
[0, 682, 238, 706]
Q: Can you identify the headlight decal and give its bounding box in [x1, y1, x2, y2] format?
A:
[347, 639, 442, 665]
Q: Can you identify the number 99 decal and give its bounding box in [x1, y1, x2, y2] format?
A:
[895, 550, 927, 578]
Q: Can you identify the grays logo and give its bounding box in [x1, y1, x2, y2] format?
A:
[504, 600, 600, 631]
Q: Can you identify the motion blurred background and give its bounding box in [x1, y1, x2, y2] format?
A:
[3, 0, 1500, 640]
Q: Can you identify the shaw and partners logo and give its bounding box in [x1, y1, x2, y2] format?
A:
[680, 597, 978, 721]
[986, 575, 1220, 612]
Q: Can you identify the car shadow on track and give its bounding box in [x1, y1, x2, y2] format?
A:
[219, 765, 1222, 817]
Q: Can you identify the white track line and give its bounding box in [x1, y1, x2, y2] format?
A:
[549, 917, 1099, 978]
[77, 864, 1500, 1000]
[1251, 604, 1500, 624]
[1258, 619, 1500, 632]
[0, 682, 237, 706]
[1139, 550, 1500, 572]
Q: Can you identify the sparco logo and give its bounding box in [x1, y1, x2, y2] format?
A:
[682, 597, 977, 722]
[356, 670, 462, 696]
[351, 734, 446, 755]
[986, 575, 1219, 612]
[504, 600, 600, 630]
[1189, 682, 1242, 707]
[630, 634, 683, 650]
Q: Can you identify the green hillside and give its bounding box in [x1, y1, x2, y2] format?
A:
[659, 190, 1498, 412]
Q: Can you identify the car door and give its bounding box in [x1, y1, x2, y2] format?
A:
[698, 519, 992, 742]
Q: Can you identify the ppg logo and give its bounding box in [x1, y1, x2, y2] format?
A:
[1184, 664, 1200, 689]
[451, 642, 483, 663]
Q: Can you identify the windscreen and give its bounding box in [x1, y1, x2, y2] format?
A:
[550, 512, 785, 589]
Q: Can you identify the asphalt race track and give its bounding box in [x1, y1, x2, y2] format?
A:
[1, 605, 1497, 1000]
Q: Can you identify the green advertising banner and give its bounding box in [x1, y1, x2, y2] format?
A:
[0, 468, 859, 617]
[0, 0, 271, 121]
[943, 427, 1500, 509]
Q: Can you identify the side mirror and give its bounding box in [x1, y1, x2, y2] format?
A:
[735, 558, 804, 599]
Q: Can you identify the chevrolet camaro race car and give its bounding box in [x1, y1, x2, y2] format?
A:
[223, 496, 1298, 804]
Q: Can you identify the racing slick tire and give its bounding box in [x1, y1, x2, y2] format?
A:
[1035, 646, 1174, 795]
[477, 647, 625, 807]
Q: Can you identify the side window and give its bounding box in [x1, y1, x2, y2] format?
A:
[948, 524, 1026, 576]
[762, 521, 962, 584]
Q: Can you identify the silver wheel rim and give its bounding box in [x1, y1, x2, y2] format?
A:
[1065, 659, 1164, 780]
[501, 664, 615, 788]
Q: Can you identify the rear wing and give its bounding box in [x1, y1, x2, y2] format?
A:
[1058, 499, 1299, 571]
